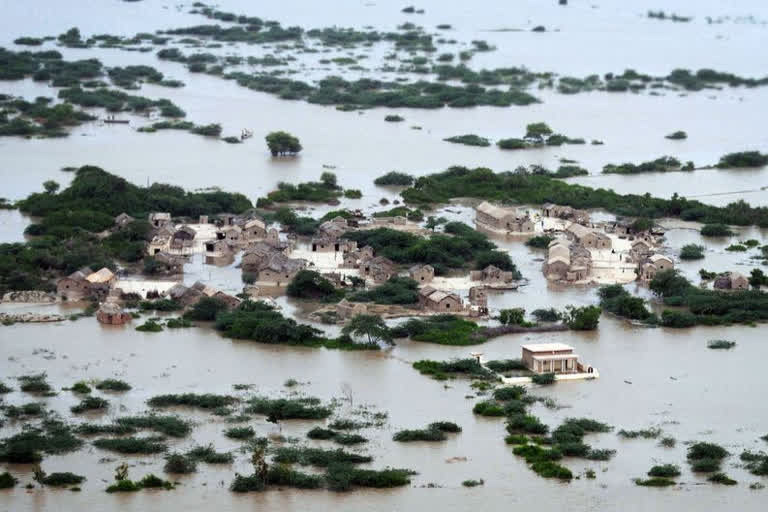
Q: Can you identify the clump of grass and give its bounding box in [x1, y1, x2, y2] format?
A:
[272, 446, 372, 467]
[393, 429, 444, 442]
[70, 381, 92, 394]
[266, 464, 324, 488]
[687, 442, 728, 472]
[225, 426, 255, 439]
[75, 423, 137, 436]
[334, 434, 368, 445]
[4, 402, 45, 418]
[659, 436, 676, 448]
[506, 413, 549, 435]
[307, 427, 336, 440]
[0, 418, 83, 463]
[139, 473, 174, 489]
[187, 445, 233, 464]
[412, 358, 497, 381]
[328, 419, 364, 430]
[70, 396, 109, 414]
[0, 382, 13, 394]
[116, 415, 192, 437]
[284, 378, 299, 387]
[325, 464, 414, 491]
[211, 406, 233, 416]
[708, 472, 737, 485]
[93, 436, 167, 454]
[18, 374, 52, 394]
[462, 478, 484, 487]
[0, 471, 18, 489]
[230, 473, 265, 492]
[147, 393, 237, 410]
[707, 339, 736, 350]
[618, 427, 662, 439]
[472, 401, 505, 416]
[648, 464, 681, 477]
[164, 453, 197, 473]
[505, 434, 530, 445]
[246, 396, 332, 420]
[635, 477, 676, 487]
[135, 319, 164, 332]
[95, 379, 131, 392]
[40, 472, 85, 486]
[492, 385, 526, 401]
[105, 479, 142, 493]
[531, 372, 556, 385]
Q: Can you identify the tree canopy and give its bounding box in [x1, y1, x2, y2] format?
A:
[265, 131, 302, 156]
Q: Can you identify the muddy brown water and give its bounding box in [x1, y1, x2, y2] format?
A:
[2, 0, 768, 510]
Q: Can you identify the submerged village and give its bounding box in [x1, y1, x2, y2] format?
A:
[2, 1, 768, 511]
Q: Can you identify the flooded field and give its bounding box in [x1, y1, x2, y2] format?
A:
[1, 1, 768, 511]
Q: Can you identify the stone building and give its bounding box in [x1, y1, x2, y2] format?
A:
[148, 212, 172, 229]
[566, 223, 612, 249]
[170, 225, 196, 250]
[336, 299, 368, 320]
[85, 268, 116, 299]
[256, 253, 307, 286]
[56, 269, 92, 300]
[475, 202, 534, 232]
[153, 251, 185, 275]
[361, 256, 396, 284]
[522, 343, 584, 374]
[470, 265, 518, 284]
[714, 271, 749, 290]
[408, 264, 435, 283]
[243, 218, 267, 240]
[96, 302, 131, 325]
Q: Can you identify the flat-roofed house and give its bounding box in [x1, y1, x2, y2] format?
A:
[522, 343, 581, 374]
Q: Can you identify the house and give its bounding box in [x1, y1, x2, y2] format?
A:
[545, 255, 570, 280]
[544, 241, 591, 282]
[218, 213, 237, 226]
[243, 218, 267, 240]
[543, 205, 590, 224]
[409, 264, 434, 283]
[714, 271, 749, 290]
[648, 254, 674, 272]
[630, 239, 652, 259]
[640, 254, 674, 281]
[566, 223, 611, 249]
[361, 256, 395, 284]
[468, 286, 487, 307]
[265, 228, 280, 247]
[521, 343, 582, 374]
[148, 234, 170, 255]
[167, 283, 189, 301]
[213, 291, 241, 309]
[86, 268, 116, 300]
[241, 242, 277, 272]
[217, 225, 242, 243]
[336, 299, 368, 320]
[114, 213, 134, 228]
[153, 251, 185, 275]
[423, 289, 463, 312]
[204, 239, 233, 258]
[470, 265, 518, 284]
[96, 302, 131, 325]
[330, 216, 349, 226]
[257, 253, 307, 285]
[56, 270, 92, 299]
[311, 237, 356, 253]
[476, 201, 534, 232]
[148, 212, 172, 229]
[199, 215, 208, 224]
[170, 225, 196, 250]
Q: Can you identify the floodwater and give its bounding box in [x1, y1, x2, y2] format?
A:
[2, 1, 768, 511]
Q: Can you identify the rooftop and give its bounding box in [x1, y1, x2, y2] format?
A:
[521, 342, 574, 353]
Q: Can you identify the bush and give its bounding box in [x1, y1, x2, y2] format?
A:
[525, 235, 555, 248]
[444, 134, 490, 147]
[700, 224, 734, 237]
[412, 358, 497, 380]
[492, 385, 526, 401]
[617, 428, 662, 439]
[716, 151, 768, 169]
[95, 379, 131, 391]
[462, 479, 484, 487]
[384, 115, 404, 122]
[530, 308, 561, 322]
[93, 436, 167, 454]
[70, 396, 109, 413]
[707, 339, 736, 349]
[266, 464, 324, 488]
[148, 393, 237, 410]
[563, 305, 601, 330]
[0, 471, 18, 489]
[135, 319, 163, 332]
[18, 374, 52, 393]
[679, 244, 705, 260]
[635, 477, 676, 487]
[105, 479, 142, 493]
[665, 130, 687, 140]
[307, 427, 336, 440]
[485, 359, 528, 373]
[472, 401, 505, 416]
[708, 472, 737, 485]
[230, 473, 265, 492]
[40, 472, 85, 486]
[648, 464, 681, 477]
[287, 270, 343, 301]
[187, 445, 233, 463]
[246, 396, 332, 420]
[688, 442, 728, 461]
[266, 131, 302, 156]
[115, 415, 192, 437]
[531, 373, 556, 385]
[272, 446, 372, 467]
[184, 297, 228, 321]
[164, 453, 197, 473]
[506, 413, 549, 435]
[374, 171, 414, 186]
[349, 277, 419, 304]
[224, 426, 255, 439]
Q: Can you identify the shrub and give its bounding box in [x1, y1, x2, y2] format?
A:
[691, 458, 722, 472]
[266, 464, 324, 488]
[384, 115, 404, 122]
[0, 471, 18, 489]
[70, 396, 109, 413]
[412, 358, 496, 380]
[393, 428, 446, 442]
[95, 379, 131, 391]
[328, 419, 365, 430]
[617, 428, 662, 439]
[225, 426, 255, 439]
[472, 401, 505, 416]
[245, 395, 331, 420]
[93, 436, 167, 454]
[525, 235, 555, 248]
[147, 393, 237, 410]
[138, 473, 173, 489]
[184, 297, 228, 321]
[648, 464, 681, 477]
[531, 373, 556, 385]
[18, 374, 52, 394]
[334, 434, 368, 445]
[230, 473, 265, 492]
[563, 305, 601, 330]
[164, 453, 197, 473]
[135, 319, 163, 332]
[4, 402, 45, 418]
[444, 134, 491, 147]
[105, 479, 142, 493]
[266, 131, 302, 156]
[41, 472, 85, 486]
[462, 479, 484, 487]
[530, 308, 561, 322]
[506, 414, 548, 435]
[70, 381, 92, 393]
[272, 446, 372, 466]
[187, 444, 233, 463]
[497, 138, 528, 150]
[374, 171, 414, 186]
[115, 415, 192, 437]
[485, 360, 528, 373]
[307, 427, 337, 440]
[708, 472, 737, 485]
[492, 386, 526, 401]
[665, 131, 687, 140]
[635, 477, 676, 487]
[707, 339, 736, 349]
[679, 244, 705, 260]
[700, 224, 734, 237]
[287, 270, 343, 301]
[688, 442, 728, 461]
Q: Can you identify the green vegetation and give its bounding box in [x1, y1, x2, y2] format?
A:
[95, 379, 131, 391]
[116, 415, 192, 437]
[485, 360, 528, 373]
[716, 151, 768, 169]
[651, 270, 768, 326]
[374, 171, 414, 186]
[307, 428, 368, 445]
[187, 444, 234, 464]
[135, 319, 163, 332]
[39, 472, 86, 486]
[164, 453, 197, 474]
[635, 477, 676, 487]
[70, 381, 92, 394]
[0, 96, 96, 138]
[618, 428, 662, 439]
[598, 284, 656, 323]
[531, 308, 561, 322]
[687, 442, 728, 472]
[496, 123, 585, 150]
[680, 244, 705, 260]
[93, 436, 167, 454]
[648, 464, 681, 477]
[531, 373, 556, 385]
[224, 426, 255, 439]
[665, 130, 687, 140]
[0, 471, 18, 489]
[399, 166, 768, 228]
[444, 134, 490, 147]
[725, 243, 747, 252]
[70, 396, 109, 413]
[18, 374, 52, 394]
[412, 358, 497, 380]
[107, 473, 174, 492]
[148, 393, 237, 410]
[246, 395, 332, 420]
[708, 472, 737, 485]
[525, 235, 555, 248]
[287, 270, 344, 301]
[0, 418, 82, 463]
[393, 421, 461, 442]
[563, 305, 601, 330]
[603, 156, 693, 174]
[265, 131, 302, 156]
[272, 446, 372, 467]
[462, 479, 484, 487]
[3, 402, 45, 418]
[391, 315, 482, 345]
[700, 224, 734, 237]
[384, 115, 404, 122]
[343, 222, 519, 275]
[341, 314, 394, 345]
[707, 339, 736, 349]
[553, 165, 589, 178]
[184, 297, 228, 321]
[261, 176, 342, 204]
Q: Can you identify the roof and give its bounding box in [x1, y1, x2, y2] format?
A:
[244, 218, 266, 230]
[632, 239, 651, 247]
[98, 302, 123, 315]
[167, 284, 189, 299]
[86, 267, 115, 284]
[264, 253, 305, 273]
[522, 343, 574, 353]
[477, 201, 511, 220]
[115, 213, 134, 223]
[66, 270, 88, 281]
[149, 212, 171, 220]
[547, 255, 570, 265]
[649, 254, 673, 263]
[409, 264, 434, 273]
[175, 225, 197, 237]
[548, 245, 570, 258]
[566, 223, 591, 239]
[419, 285, 437, 297]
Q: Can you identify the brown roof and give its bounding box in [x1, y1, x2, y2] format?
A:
[86, 267, 115, 284]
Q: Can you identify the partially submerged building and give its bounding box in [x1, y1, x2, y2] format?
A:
[566, 223, 611, 249]
[544, 241, 591, 282]
[243, 218, 267, 241]
[470, 265, 518, 284]
[152, 251, 185, 275]
[56, 269, 93, 300]
[170, 225, 196, 250]
[522, 343, 587, 374]
[475, 202, 534, 233]
[639, 254, 674, 281]
[714, 271, 749, 290]
[256, 253, 307, 286]
[86, 268, 116, 299]
[96, 302, 131, 325]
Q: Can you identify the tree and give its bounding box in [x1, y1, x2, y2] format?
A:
[43, 180, 59, 194]
[749, 268, 768, 288]
[563, 305, 601, 330]
[286, 270, 341, 301]
[341, 314, 393, 345]
[524, 122, 553, 143]
[265, 131, 302, 156]
[320, 172, 338, 188]
[184, 297, 228, 321]
[499, 308, 525, 325]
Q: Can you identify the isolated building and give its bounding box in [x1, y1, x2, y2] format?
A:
[409, 264, 435, 283]
[522, 343, 582, 374]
